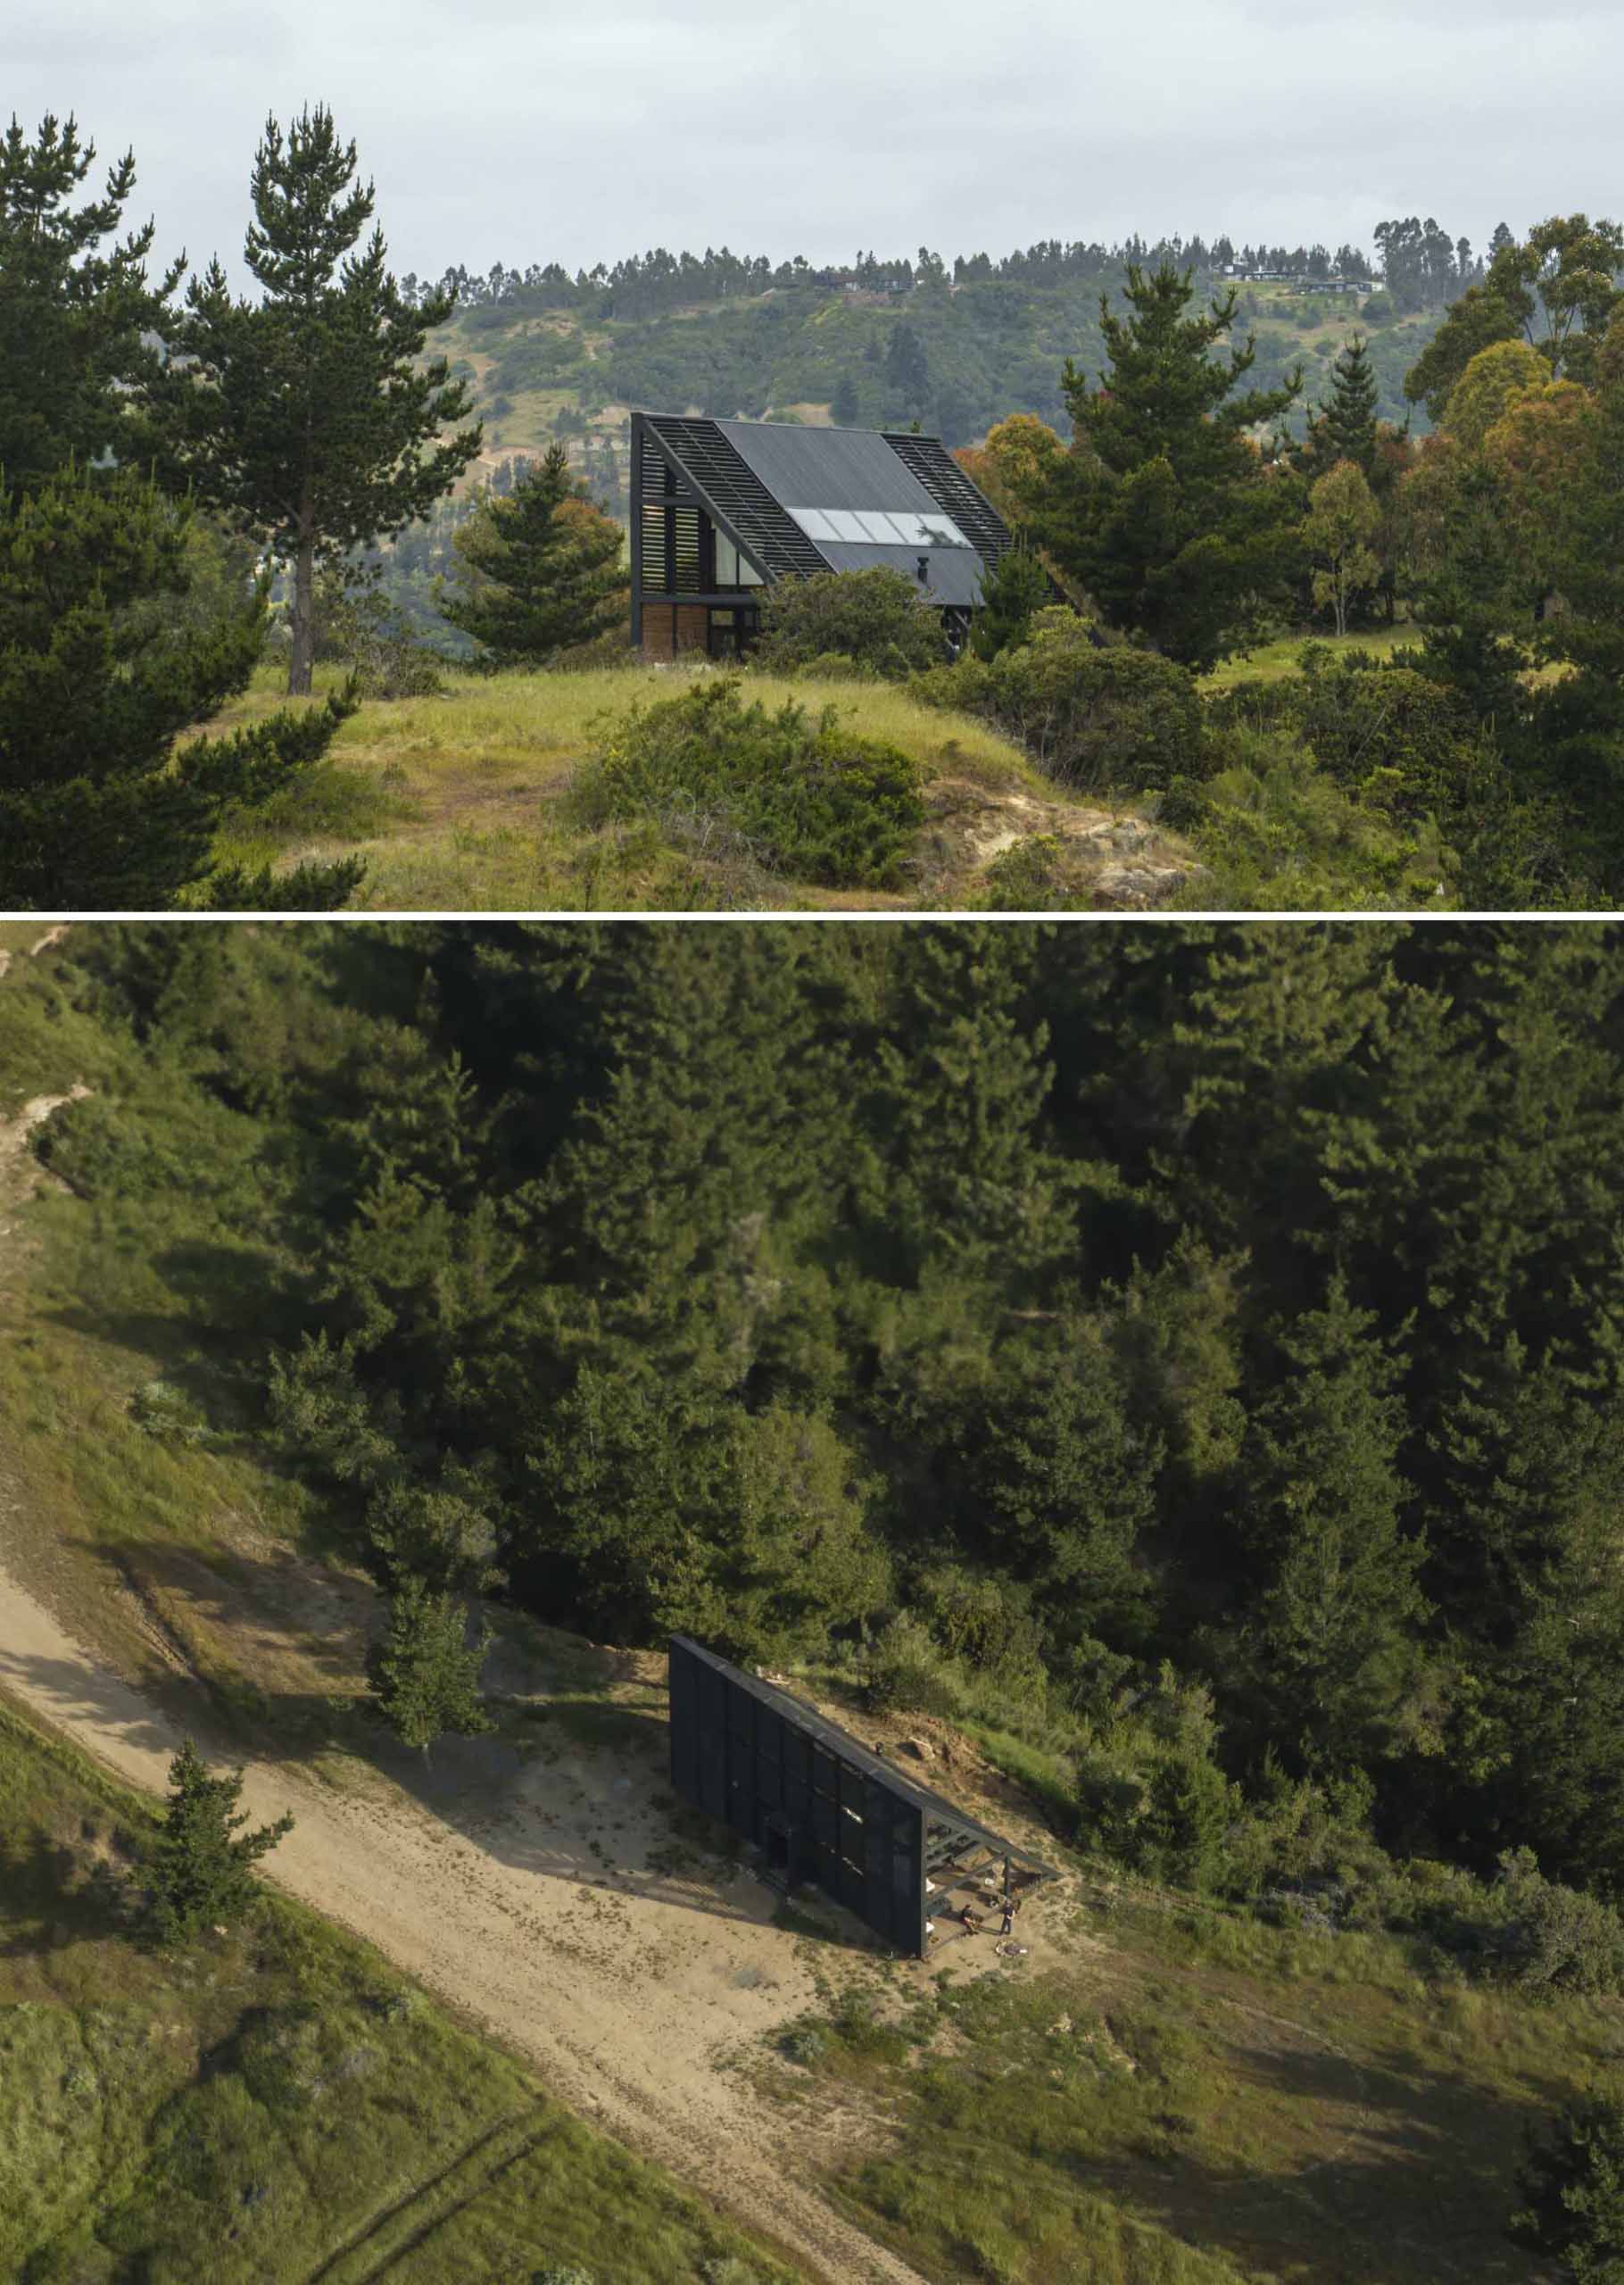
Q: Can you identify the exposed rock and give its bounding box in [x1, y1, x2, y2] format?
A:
[915, 777, 1202, 909]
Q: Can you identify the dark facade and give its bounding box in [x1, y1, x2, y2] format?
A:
[631, 412, 1016, 663]
[667, 1634, 1053, 1957]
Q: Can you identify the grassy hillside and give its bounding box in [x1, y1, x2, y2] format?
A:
[432, 278, 1445, 519]
[3, 928, 1621, 2285]
[758, 1854, 1599, 2285]
[0, 1699, 799, 2285]
[190, 661, 1198, 913]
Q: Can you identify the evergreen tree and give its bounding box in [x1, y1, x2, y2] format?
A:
[1038, 264, 1305, 669]
[832, 371, 860, 426]
[1319, 333, 1379, 472]
[882, 320, 932, 423]
[969, 536, 1052, 658]
[166, 106, 481, 694]
[366, 1575, 493, 1756]
[440, 444, 626, 666]
[1239, 1281, 1427, 1771]
[0, 467, 363, 909]
[1512, 2082, 1624, 2281]
[145, 1739, 294, 1945]
[0, 112, 180, 502]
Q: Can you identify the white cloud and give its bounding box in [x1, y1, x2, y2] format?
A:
[7, 0, 1620, 285]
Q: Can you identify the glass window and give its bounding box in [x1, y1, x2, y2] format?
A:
[715, 532, 741, 586]
[821, 510, 869, 542]
[918, 515, 967, 548]
[854, 511, 902, 544]
[788, 506, 839, 541]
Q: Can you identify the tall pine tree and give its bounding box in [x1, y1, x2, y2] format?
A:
[440, 444, 626, 666]
[1036, 264, 1305, 669]
[166, 107, 481, 694]
[1319, 333, 1380, 474]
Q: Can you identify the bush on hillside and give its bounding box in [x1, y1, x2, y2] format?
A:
[1172, 724, 1455, 909]
[576, 678, 924, 888]
[750, 566, 946, 680]
[924, 608, 1207, 794]
[858, 1615, 965, 1718]
[1512, 2082, 1624, 2277]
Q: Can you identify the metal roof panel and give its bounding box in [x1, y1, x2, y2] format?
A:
[714, 419, 950, 519]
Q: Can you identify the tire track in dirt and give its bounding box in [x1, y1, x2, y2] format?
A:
[0, 1555, 930, 2285]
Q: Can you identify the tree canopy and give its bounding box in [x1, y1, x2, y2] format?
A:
[1034, 263, 1305, 669]
[164, 105, 481, 692]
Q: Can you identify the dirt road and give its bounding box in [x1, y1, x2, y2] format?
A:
[0, 1555, 931, 2285]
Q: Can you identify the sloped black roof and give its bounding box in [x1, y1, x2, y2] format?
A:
[667, 1633, 1056, 1876]
[635, 413, 1014, 608]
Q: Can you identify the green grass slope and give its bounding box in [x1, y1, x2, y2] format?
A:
[193, 661, 1196, 913]
[0, 1701, 792, 2285]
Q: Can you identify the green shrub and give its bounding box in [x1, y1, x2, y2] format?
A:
[1175, 724, 1455, 909]
[858, 1616, 964, 1718]
[750, 566, 946, 679]
[1135, 1752, 1239, 1892]
[1512, 2081, 1624, 2278]
[577, 677, 924, 888]
[128, 1380, 214, 1447]
[312, 572, 446, 699]
[1487, 1849, 1624, 1997]
[930, 609, 1206, 794]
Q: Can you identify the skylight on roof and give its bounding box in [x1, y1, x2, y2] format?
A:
[787, 504, 972, 551]
[788, 506, 839, 542]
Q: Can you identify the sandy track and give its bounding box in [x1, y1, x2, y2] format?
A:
[0, 1557, 930, 2285]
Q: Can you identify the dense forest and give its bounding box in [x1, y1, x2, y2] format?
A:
[37, 920, 1624, 1927]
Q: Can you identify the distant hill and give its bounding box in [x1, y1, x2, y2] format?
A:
[422, 261, 1449, 523]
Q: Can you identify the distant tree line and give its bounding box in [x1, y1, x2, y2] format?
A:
[406, 224, 1439, 325]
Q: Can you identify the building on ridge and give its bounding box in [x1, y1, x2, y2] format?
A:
[630, 411, 1018, 661]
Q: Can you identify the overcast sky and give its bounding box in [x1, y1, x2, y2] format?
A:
[10, 0, 1620, 287]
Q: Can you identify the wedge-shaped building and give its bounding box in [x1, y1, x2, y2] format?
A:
[667, 1633, 1055, 1957]
[631, 411, 1016, 661]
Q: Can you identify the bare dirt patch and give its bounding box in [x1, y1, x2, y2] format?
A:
[0, 1550, 952, 2283]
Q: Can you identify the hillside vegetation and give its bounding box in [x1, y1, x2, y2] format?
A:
[193, 661, 1201, 912]
[0, 923, 1620, 2282]
[427, 274, 1446, 519]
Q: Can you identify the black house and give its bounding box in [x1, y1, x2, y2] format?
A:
[631, 411, 1016, 662]
[667, 1634, 1054, 1957]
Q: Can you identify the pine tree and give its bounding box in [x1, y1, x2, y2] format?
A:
[1320, 333, 1379, 473]
[0, 112, 181, 501]
[1239, 1279, 1427, 1770]
[1038, 264, 1305, 669]
[832, 371, 860, 426]
[970, 537, 1052, 658]
[1512, 2082, 1624, 2281]
[145, 1739, 294, 1945]
[439, 445, 626, 666]
[166, 107, 481, 694]
[0, 467, 363, 909]
[882, 321, 932, 423]
[366, 1575, 493, 1757]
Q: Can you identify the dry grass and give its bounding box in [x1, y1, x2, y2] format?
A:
[197, 659, 1098, 912]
